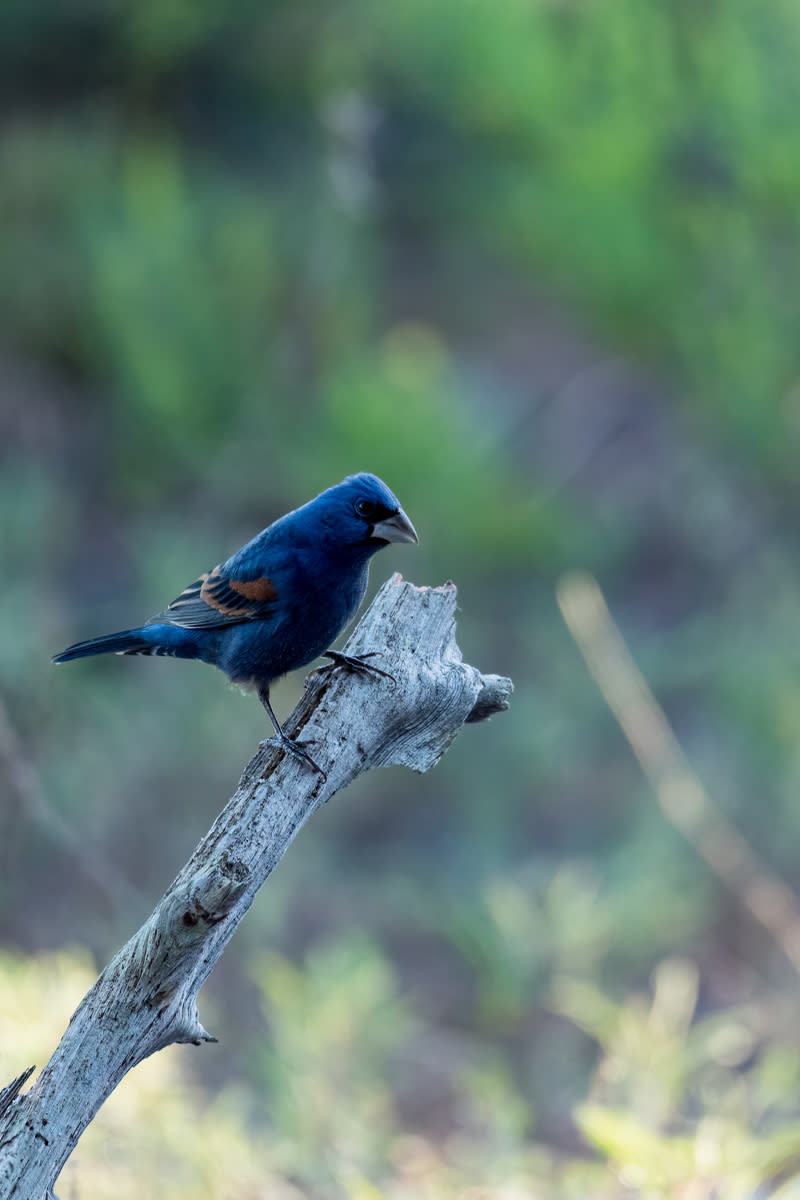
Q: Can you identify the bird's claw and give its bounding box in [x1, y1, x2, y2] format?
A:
[313, 650, 397, 686]
[260, 733, 327, 780]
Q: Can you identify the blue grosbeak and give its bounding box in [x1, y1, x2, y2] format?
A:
[54, 473, 418, 772]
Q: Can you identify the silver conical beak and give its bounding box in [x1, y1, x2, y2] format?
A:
[371, 508, 419, 545]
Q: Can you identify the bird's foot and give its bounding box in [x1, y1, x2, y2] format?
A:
[260, 729, 327, 780]
[258, 685, 327, 779]
[313, 650, 396, 685]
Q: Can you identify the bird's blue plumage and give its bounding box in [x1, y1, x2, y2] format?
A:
[54, 474, 418, 768]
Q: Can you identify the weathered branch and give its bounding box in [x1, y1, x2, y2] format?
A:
[0, 575, 512, 1199]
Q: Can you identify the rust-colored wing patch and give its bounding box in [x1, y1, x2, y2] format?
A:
[200, 568, 278, 617]
[157, 566, 279, 628]
[228, 576, 279, 603]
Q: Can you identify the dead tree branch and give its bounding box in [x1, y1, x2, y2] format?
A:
[0, 575, 512, 1200]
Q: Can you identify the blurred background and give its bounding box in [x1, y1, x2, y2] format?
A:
[3, 1, 800, 1196]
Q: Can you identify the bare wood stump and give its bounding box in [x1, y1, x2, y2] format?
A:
[0, 575, 512, 1200]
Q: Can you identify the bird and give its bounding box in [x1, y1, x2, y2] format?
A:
[53, 473, 419, 774]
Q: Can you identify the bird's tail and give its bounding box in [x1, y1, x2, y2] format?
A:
[53, 628, 154, 664]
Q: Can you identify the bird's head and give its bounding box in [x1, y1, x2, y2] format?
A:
[312, 472, 419, 556]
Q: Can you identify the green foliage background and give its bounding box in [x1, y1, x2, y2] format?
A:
[3, 1, 800, 1196]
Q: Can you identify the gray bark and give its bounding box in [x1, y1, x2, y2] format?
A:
[0, 575, 512, 1200]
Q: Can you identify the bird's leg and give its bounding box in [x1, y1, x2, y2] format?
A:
[314, 649, 396, 685]
[257, 685, 326, 778]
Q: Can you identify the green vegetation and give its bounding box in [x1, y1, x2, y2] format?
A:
[2, 0, 800, 1195]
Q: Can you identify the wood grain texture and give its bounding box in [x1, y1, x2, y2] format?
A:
[0, 574, 512, 1199]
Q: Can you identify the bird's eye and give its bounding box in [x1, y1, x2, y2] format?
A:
[355, 499, 376, 518]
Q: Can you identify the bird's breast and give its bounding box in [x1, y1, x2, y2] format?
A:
[218, 559, 369, 685]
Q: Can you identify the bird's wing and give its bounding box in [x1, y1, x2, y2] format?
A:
[151, 566, 280, 630]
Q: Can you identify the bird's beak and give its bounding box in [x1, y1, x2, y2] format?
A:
[371, 508, 419, 545]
